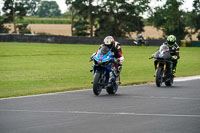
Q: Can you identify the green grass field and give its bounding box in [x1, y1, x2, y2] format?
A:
[16, 17, 71, 24]
[0, 42, 200, 98]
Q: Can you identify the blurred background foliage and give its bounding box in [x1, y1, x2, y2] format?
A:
[0, 0, 199, 41]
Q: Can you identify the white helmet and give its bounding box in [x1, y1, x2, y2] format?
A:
[104, 36, 114, 46]
[138, 34, 142, 37]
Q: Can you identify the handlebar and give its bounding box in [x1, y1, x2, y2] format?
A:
[149, 57, 153, 59]
[89, 58, 94, 62]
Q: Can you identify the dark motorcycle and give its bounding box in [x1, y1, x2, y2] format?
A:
[150, 45, 174, 87]
[90, 46, 119, 96]
[133, 38, 148, 46]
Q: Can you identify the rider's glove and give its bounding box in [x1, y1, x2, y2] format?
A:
[92, 52, 96, 57]
[149, 54, 154, 59]
[172, 55, 178, 60]
[113, 58, 119, 64]
[91, 53, 96, 59]
[89, 53, 96, 62]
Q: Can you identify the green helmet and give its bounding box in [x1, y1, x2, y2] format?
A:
[167, 35, 176, 46]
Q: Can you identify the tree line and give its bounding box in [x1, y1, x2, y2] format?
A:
[0, 0, 61, 33]
[0, 0, 200, 41]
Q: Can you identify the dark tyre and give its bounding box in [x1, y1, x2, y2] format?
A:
[106, 82, 118, 94]
[165, 76, 174, 86]
[93, 73, 103, 96]
[156, 67, 163, 87]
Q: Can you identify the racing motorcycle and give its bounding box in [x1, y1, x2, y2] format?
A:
[150, 45, 174, 87]
[90, 46, 119, 96]
[133, 37, 148, 46]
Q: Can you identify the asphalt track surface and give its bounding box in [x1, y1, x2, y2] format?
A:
[0, 77, 200, 133]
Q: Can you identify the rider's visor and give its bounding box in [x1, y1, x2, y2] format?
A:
[168, 41, 174, 45]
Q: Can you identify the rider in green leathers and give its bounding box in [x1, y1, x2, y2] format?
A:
[163, 35, 180, 75]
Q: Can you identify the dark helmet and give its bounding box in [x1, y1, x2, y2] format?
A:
[167, 35, 176, 47]
[104, 36, 114, 48]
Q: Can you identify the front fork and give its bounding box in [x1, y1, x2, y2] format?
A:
[92, 66, 109, 86]
[156, 63, 166, 78]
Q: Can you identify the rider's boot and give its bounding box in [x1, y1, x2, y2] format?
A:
[116, 76, 121, 85]
[116, 64, 122, 84]
[172, 68, 176, 77]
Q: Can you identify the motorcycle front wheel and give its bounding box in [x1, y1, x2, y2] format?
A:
[93, 72, 103, 96]
[156, 67, 163, 87]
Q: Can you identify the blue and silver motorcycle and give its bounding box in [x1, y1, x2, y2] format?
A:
[90, 46, 118, 96]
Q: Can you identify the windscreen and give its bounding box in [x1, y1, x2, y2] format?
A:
[100, 46, 110, 56]
[158, 45, 171, 59]
[159, 45, 169, 53]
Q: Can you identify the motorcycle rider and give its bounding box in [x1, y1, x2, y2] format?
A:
[137, 33, 144, 42]
[91, 36, 124, 87]
[134, 33, 145, 45]
[163, 35, 180, 75]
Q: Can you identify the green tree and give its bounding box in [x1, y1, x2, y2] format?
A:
[184, 12, 196, 40]
[186, 0, 200, 38]
[3, 0, 28, 33]
[0, 16, 9, 33]
[37, 1, 61, 17]
[66, 0, 96, 37]
[149, 0, 187, 41]
[193, 0, 200, 31]
[65, 0, 76, 36]
[95, 0, 150, 37]
[73, 18, 89, 36]
[193, 0, 200, 40]
[23, 0, 41, 16]
[66, 0, 150, 37]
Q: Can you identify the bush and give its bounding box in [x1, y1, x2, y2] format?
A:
[36, 32, 53, 36]
[0, 23, 9, 33]
[17, 24, 31, 34]
[180, 40, 186, 47]
[186, 41, 192, 47]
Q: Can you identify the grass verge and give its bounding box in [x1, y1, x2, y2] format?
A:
[0, 42, 200, 98]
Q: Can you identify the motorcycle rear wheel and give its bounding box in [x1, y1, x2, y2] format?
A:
[156, 67, 163, 87]
[93, 73, 103, 96]
[165, 76, 174, 86]
[106, 82, 118, 94]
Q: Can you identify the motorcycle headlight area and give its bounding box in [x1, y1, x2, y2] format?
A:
[98, 59, 102, 63]
[94, 60, 110, 66]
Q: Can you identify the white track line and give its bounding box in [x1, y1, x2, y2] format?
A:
[0, 89, 91, 101]
[0, 109, 200, 118]
[0, 75, 199, 100]
[126, 96, 200, 100]
[174, 75, 200, 82]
